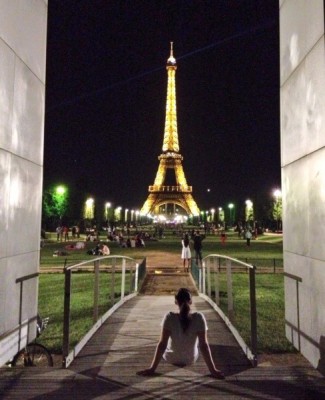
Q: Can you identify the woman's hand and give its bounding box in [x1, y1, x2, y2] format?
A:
[210, 369, 225, 380]
[136, 368, 156, 376]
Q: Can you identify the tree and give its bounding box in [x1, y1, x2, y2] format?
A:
[272, 191, 282, 231]
[43, 185, 69, 224]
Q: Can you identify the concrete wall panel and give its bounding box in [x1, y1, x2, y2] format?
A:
[280, 0, 324, 85]
[281, 37, 325, 166]
[281, 0, 325, 370]
[0, 39, 15, 153]
[0, 0, 47, 83]
[0, 1, 47, 366]
[12, 58, 45, 165]
[7, 156, 42, 256]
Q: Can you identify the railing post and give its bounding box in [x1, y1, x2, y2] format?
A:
[199, 265, 202, 293]
[62, 267, 72, 367]
[121, 258, 126, 300]
[249, 266, 258, 366]
[93, 260, 100, 323]
[129, 262, 133, 293]
[226, 259, 234, 319]
[207, 257, 211, 298]
[110, 259, 115, 305]
[214, 257, 220, 305]
[135, 263, 139, 292]
[202, 261, 206, 295]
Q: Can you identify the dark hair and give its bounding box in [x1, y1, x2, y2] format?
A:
[183, 234, 189, 247]
[175, 288, 192, 332]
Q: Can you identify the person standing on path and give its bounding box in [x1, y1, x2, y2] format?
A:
[137, 288, 225, 379]
[245, 229, 252, 246]
[181, 233, 191, 272]
[192, 230, 205, 267]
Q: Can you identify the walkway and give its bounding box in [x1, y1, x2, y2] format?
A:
[1, 266, 325, 399]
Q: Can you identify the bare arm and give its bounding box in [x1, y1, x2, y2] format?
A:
[198, 330, 225, 379]
[137, 328, 170, 376]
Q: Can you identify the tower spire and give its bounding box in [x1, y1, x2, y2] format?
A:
[140, 44, 200, 218]
[163, 41, 179, 152]
[167, 41, 176, 65]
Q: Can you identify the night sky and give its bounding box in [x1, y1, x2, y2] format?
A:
[45, 1, 280, 215]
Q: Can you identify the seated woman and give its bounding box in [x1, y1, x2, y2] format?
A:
[137, 288, 225, 379]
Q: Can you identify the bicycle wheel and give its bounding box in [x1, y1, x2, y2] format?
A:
[12, 343, 53, 367]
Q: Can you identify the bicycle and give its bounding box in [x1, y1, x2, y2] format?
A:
[9, 315, 53, 367]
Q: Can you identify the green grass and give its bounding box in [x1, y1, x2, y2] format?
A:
[38, 229, 290, 355]
[216, 273, 295, 353]
[38, 272, 130, 353]
[40, 229, 283, 268]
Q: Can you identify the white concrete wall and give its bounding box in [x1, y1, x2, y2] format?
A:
[0, 0, 47, 366]
[280, 0, 325, 370]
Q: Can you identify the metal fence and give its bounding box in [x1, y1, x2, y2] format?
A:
[191, 254, 257, 366]
[62, 255, 146, 368]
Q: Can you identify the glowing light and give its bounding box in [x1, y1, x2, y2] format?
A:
[56, 185, 66, 195]
[84, 197, 94, 219]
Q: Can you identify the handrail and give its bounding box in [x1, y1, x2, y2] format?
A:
[192, 254, 257, 366]
[62, 255, 146, 368]
[64, 255, 139, 271]
[204, 254, 255, 269]
[284, 272, 302, 351]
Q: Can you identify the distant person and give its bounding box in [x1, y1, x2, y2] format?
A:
[220, 231, 227, 245]
[245, 229, 252, 246]
[181, 233, 191, 272]
[192, 230, 205, 266]
[137, 288, 225, 379]
[100, 243, 110, 255]
[63, 226, 69, 241]
[56, 226, 62, 241]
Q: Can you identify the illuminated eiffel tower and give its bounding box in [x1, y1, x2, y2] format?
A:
[141, 43, 200, 218]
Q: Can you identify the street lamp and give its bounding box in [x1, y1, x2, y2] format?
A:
[56, 185, 66, 195]
[105, 202, 111, 220]
[245, 199, 253, 226]
[228, 203, 234, 227]
[124, 208, 129, 223]
[210, 208, 215, 223]
[84, 197, 94, 219]
[218, 207, 225, 227]
[114, 206, 122, 222]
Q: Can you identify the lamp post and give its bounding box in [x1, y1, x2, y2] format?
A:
[210, 208, 215, 223]
[218, 207, 224, 227]
[228, 203, 234, 227]
[105, 202, 111, 220]
[84, 197, 94, 220]
[245, 199, 253, 227]
[115, 206, 122, 223]
[124, 208, 129, 223]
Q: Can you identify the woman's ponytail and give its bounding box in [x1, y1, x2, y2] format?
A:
[175, 288, 192, 332]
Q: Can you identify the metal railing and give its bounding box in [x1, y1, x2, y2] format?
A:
[191, 254, 257, 366]
[62, 255, 146, 368]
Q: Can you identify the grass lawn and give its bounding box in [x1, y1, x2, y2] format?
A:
[38, 228, 292, 356]
[40, 229, 283, 269]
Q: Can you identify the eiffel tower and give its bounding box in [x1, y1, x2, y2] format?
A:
[140, 43, 200, 218]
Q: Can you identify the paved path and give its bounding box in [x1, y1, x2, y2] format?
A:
[1, 268, 325, 399]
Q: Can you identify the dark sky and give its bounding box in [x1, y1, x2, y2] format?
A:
[45, 0, 280, 213]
